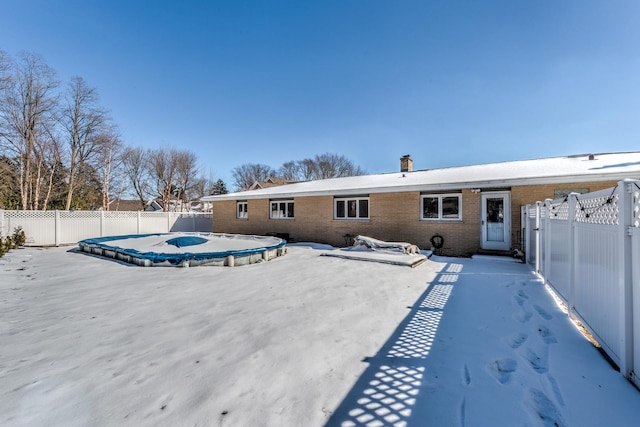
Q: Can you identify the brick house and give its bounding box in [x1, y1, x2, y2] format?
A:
[202, 152, 640, 256]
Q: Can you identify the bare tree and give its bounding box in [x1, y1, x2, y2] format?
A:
[121, 146, 151, 210]
[312, 152, 365, 179]
[0, 49, 10, 92]
[148, 147, 180, 211]
[60, 76, 108, 210]
[298, 158, 318, 181]
[35, 127, 63, 210]
[231, 163, 276, 191]
[94, 128, 123, 210]
[278, 160, 300, 181]
[271, 153, 364, 182]
[173, 149, 198, 210]
[0, 52, 60, 210]
[190, 175, 225, 204]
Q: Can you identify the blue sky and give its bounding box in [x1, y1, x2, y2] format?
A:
[2, 0, 639, 186]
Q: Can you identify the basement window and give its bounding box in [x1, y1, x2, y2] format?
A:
[421, 193, 462, 221]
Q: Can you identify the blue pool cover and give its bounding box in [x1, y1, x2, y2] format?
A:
[78, 233, 286, 266]
[165, 236, 208, 247]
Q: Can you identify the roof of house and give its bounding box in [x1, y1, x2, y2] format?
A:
[249, 176, 298, 190]
[202, 152, 640, 201]
[108, 199, 144, 211]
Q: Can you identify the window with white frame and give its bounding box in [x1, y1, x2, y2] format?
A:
[421, 193, 462, 220]
[236, 201, 248, 219]
[270, 200, 294, 219]
[334, 196, 369, 220]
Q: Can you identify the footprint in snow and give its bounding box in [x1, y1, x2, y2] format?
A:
[526, 388, 567, 427]
[537, 326, 557, 344]
[514, 295, 526, 306]
[533, 304, 553, 320]
[509, 332, 528, 349]
[463, 364, 471, 386]
[490, 358, 518, 384]
[523, 348, 548, 374]
[459, 397, 467, 427]
[546, 375, 565, 407]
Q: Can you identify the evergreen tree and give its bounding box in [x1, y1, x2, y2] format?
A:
[211, 179, 228, 195]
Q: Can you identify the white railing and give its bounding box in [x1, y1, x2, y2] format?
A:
[524, 179, 640, 388]
[0, 210, 213, 246]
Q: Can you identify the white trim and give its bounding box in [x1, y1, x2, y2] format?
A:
[481, 191, 511, 250]
[236, 201, 248, 219]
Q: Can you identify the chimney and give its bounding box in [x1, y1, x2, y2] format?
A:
[400, 155, 413, 172]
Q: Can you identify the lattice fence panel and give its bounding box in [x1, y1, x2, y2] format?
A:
[104, 211, 139, 236]
[2, 210, 57, 245]
[139, 212, 170, 234]
[547, 198, 569, 221]
[59, 211, 101, 243]
[575, 192, 619, 225]
[632, 182, 640, 228]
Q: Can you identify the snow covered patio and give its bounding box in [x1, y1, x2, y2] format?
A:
[1, 245, 638, 426]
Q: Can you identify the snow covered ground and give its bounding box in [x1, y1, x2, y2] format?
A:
[1, 243, 638, 426]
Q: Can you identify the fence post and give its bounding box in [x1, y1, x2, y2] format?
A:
[535, 201, 542, 274]
[167, 212, 171, 232]
[55, 210, 60, 247]
[568, 193, 578, 317]
[543, 199, 552, 280]
[628, 179, 640, 387]
[619, 180, 635, 379]
[0, 209, 4, 237]
[137, 211, 141, 234]
[100, 210, 105, 237]
[525, 205, 531, 264]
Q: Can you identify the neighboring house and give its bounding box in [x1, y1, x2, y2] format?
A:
[144, 199, 211, 212]
[107, 199, 145, 211]
[249, 176, 298, 191]
[201, 152, 640, 256]
[144, 200, 164, 212]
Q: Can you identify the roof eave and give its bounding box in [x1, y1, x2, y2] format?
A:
[202, 172, 640, 202]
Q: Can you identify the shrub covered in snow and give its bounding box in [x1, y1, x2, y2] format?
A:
[0, 227, 25, 257]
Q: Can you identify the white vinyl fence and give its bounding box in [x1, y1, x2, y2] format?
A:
[523, 179, 640, 388]
[0, 210, 213, 246]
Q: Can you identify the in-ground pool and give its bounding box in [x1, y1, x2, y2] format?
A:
[78, 233, 287, 267]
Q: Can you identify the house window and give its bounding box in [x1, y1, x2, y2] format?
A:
[335, 197, 369, 220]
[237, 201, 248, 219]
[553, 188, 589, 199]
[421, 194, 462, 220]
[270, 200, 294, 219]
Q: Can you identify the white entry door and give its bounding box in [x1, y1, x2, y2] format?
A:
[481, 192, 511, 251]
